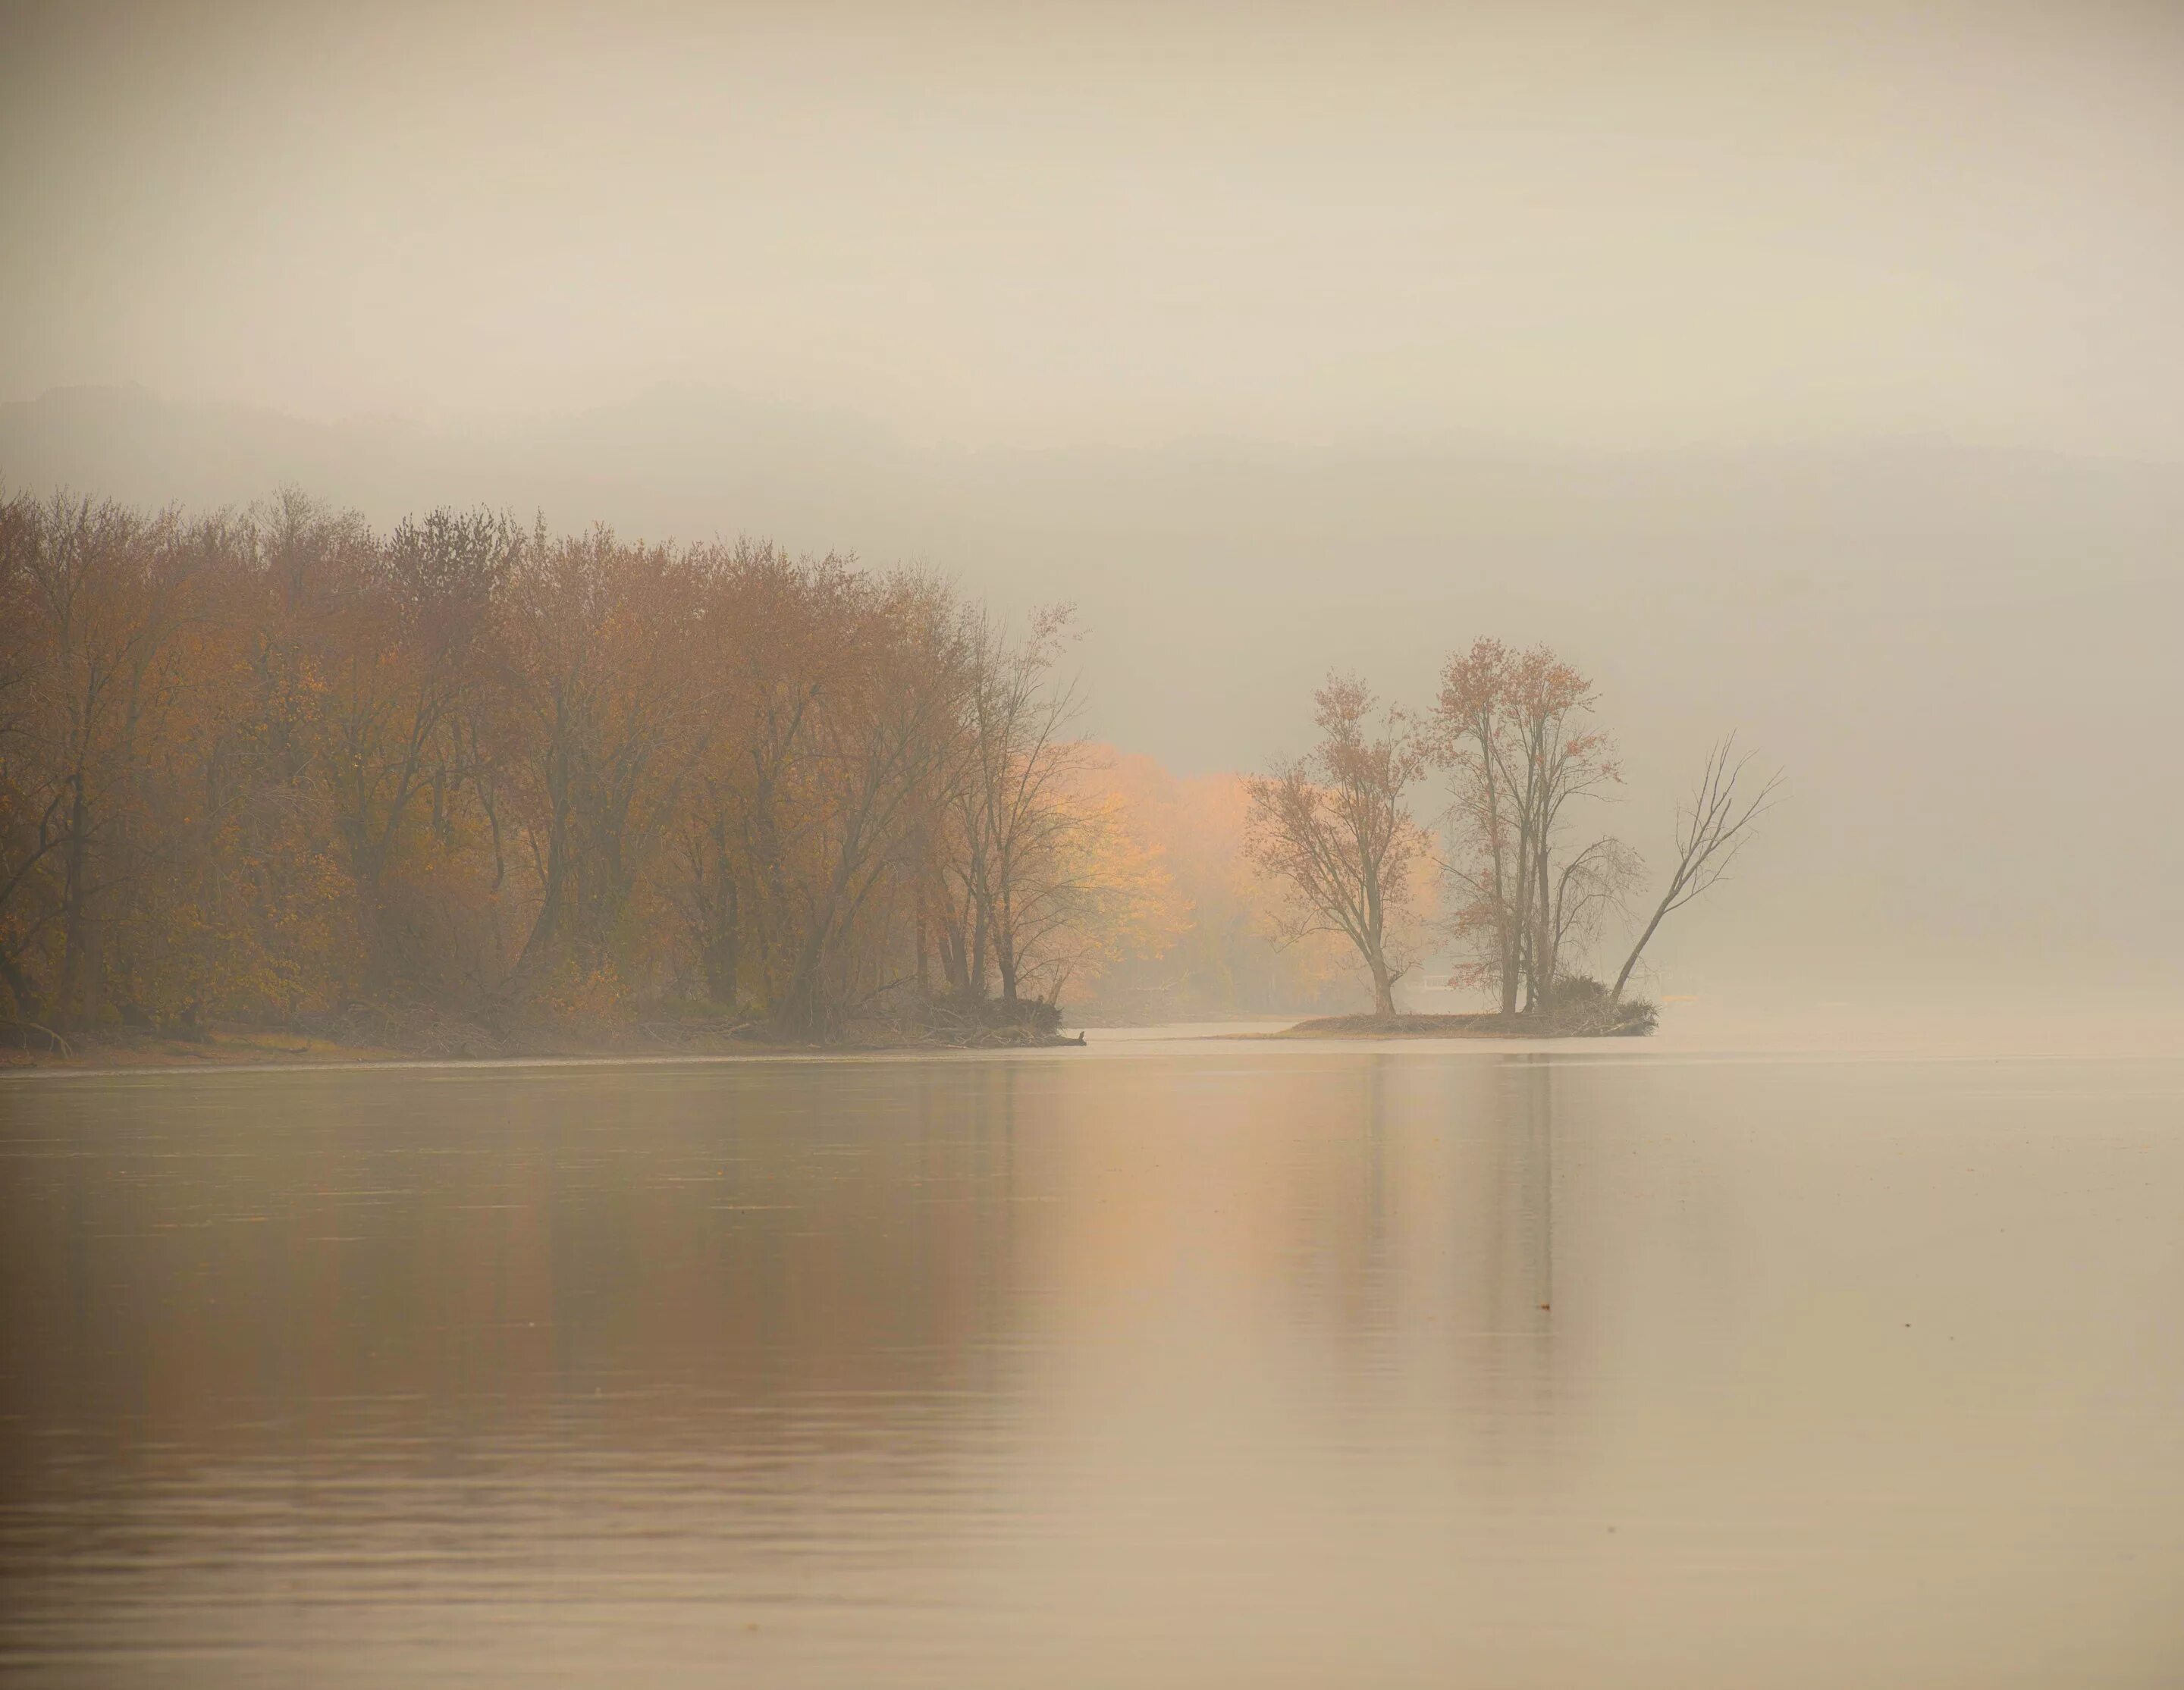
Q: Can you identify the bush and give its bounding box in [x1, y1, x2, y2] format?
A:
[1546, 974, 1657, 1036]
[870, 990, 1074, 1045]
[919, 992, 1062, 1036]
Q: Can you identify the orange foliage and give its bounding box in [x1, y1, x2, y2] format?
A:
[0, 488, 1320, 1040]
[1066, 749, 1361, 1017]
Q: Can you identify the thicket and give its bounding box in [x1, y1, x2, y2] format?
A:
[0, 488, 1175, 1048]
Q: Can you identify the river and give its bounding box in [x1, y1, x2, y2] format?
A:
[3, 1037, 2180, 1685]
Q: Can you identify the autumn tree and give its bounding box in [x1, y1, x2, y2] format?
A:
[1432, 639, 1622, 1014]
[0, 494, 218, 1027]
[495, 527, 715, 1012]
[1246, 674, 1426, 1016]
[977, 746, 1178, 1008]
[1059, 754, 1358, 1017]
[944, 604, 1109, 1007]
[765, 572, 966, 1036]
[115, 508, 340, 1025]
[667, 541, 802, 1010]
[0, 481, 1250, 1049]
[312, 504, 514, 990]
[657, 547, 981, 1036]
[0, 494, 58, 1021]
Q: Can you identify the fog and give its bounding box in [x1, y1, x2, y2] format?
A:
[9, 2, 2184, 453]
[4, 0, 2181, 1024]
[10, 14, 2184, 1679]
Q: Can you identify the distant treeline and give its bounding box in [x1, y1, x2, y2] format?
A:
[0, 488, 1366, 1048]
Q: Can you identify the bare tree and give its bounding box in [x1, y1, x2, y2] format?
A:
[1549, 833, 1643, 986]
[956, 605, 1090, 1006]
[1246, 674, 1426, 1016]
[1610, 735, 1781, 1005]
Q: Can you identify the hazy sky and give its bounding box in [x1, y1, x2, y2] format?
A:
[5, 0, 2182, 454]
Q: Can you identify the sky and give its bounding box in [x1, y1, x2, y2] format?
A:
[5, 0, 2184, 456]
[3, 0, 2182, 1014]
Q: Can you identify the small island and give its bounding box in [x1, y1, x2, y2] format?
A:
[1242, 650, 1775, 1039]
[1279, 1006, 1657, 1044]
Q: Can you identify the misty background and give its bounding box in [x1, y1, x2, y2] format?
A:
[4, 0, 2180, 1017]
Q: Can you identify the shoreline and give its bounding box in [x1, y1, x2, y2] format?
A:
[0, 1023, 1090, 1077]
[1262, 1011, 1651, 1041]
[0, 1011, 1618, 1074]
[17, 1012, 2173, 1077]
[8, 1024, 2182, 1079]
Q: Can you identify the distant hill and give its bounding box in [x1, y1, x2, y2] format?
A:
[7, 382, 2177, 602]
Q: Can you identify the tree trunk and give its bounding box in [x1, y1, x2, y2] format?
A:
[1610, 904, 1670, 1006]
[702, 878, 739, 1006]
[58, 775, 93, 1026]
[1531, 840, 1555, 1008]
[994, 886, 1018, 1004]
[914, 883, 930, 997]
[1368, 952, 1397, 1016]
[0, 946, 42, 1021]
[938, 914, 969, 995]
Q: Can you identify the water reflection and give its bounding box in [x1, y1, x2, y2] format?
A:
[4, 1051, 2182, 1686]
[3, 1064, 1040, 1466]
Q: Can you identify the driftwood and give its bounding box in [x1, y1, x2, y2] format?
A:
[2, 1018, 74, 1057]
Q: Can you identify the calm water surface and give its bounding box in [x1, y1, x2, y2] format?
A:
[3, 1043, 2182, 1686]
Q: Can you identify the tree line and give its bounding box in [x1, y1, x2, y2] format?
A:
[0, 484, 1774, 1048]
[0, 488, 1170, 1046]
[1247, 643, 1779, 1027]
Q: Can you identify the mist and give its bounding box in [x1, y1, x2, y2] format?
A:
[14, 8, 2184, 1685]
[9, 2, 2184, 448]
[4, 0, 2182, 1024]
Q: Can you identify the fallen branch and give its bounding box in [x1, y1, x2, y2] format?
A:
[4, 1018, 74, 1057]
